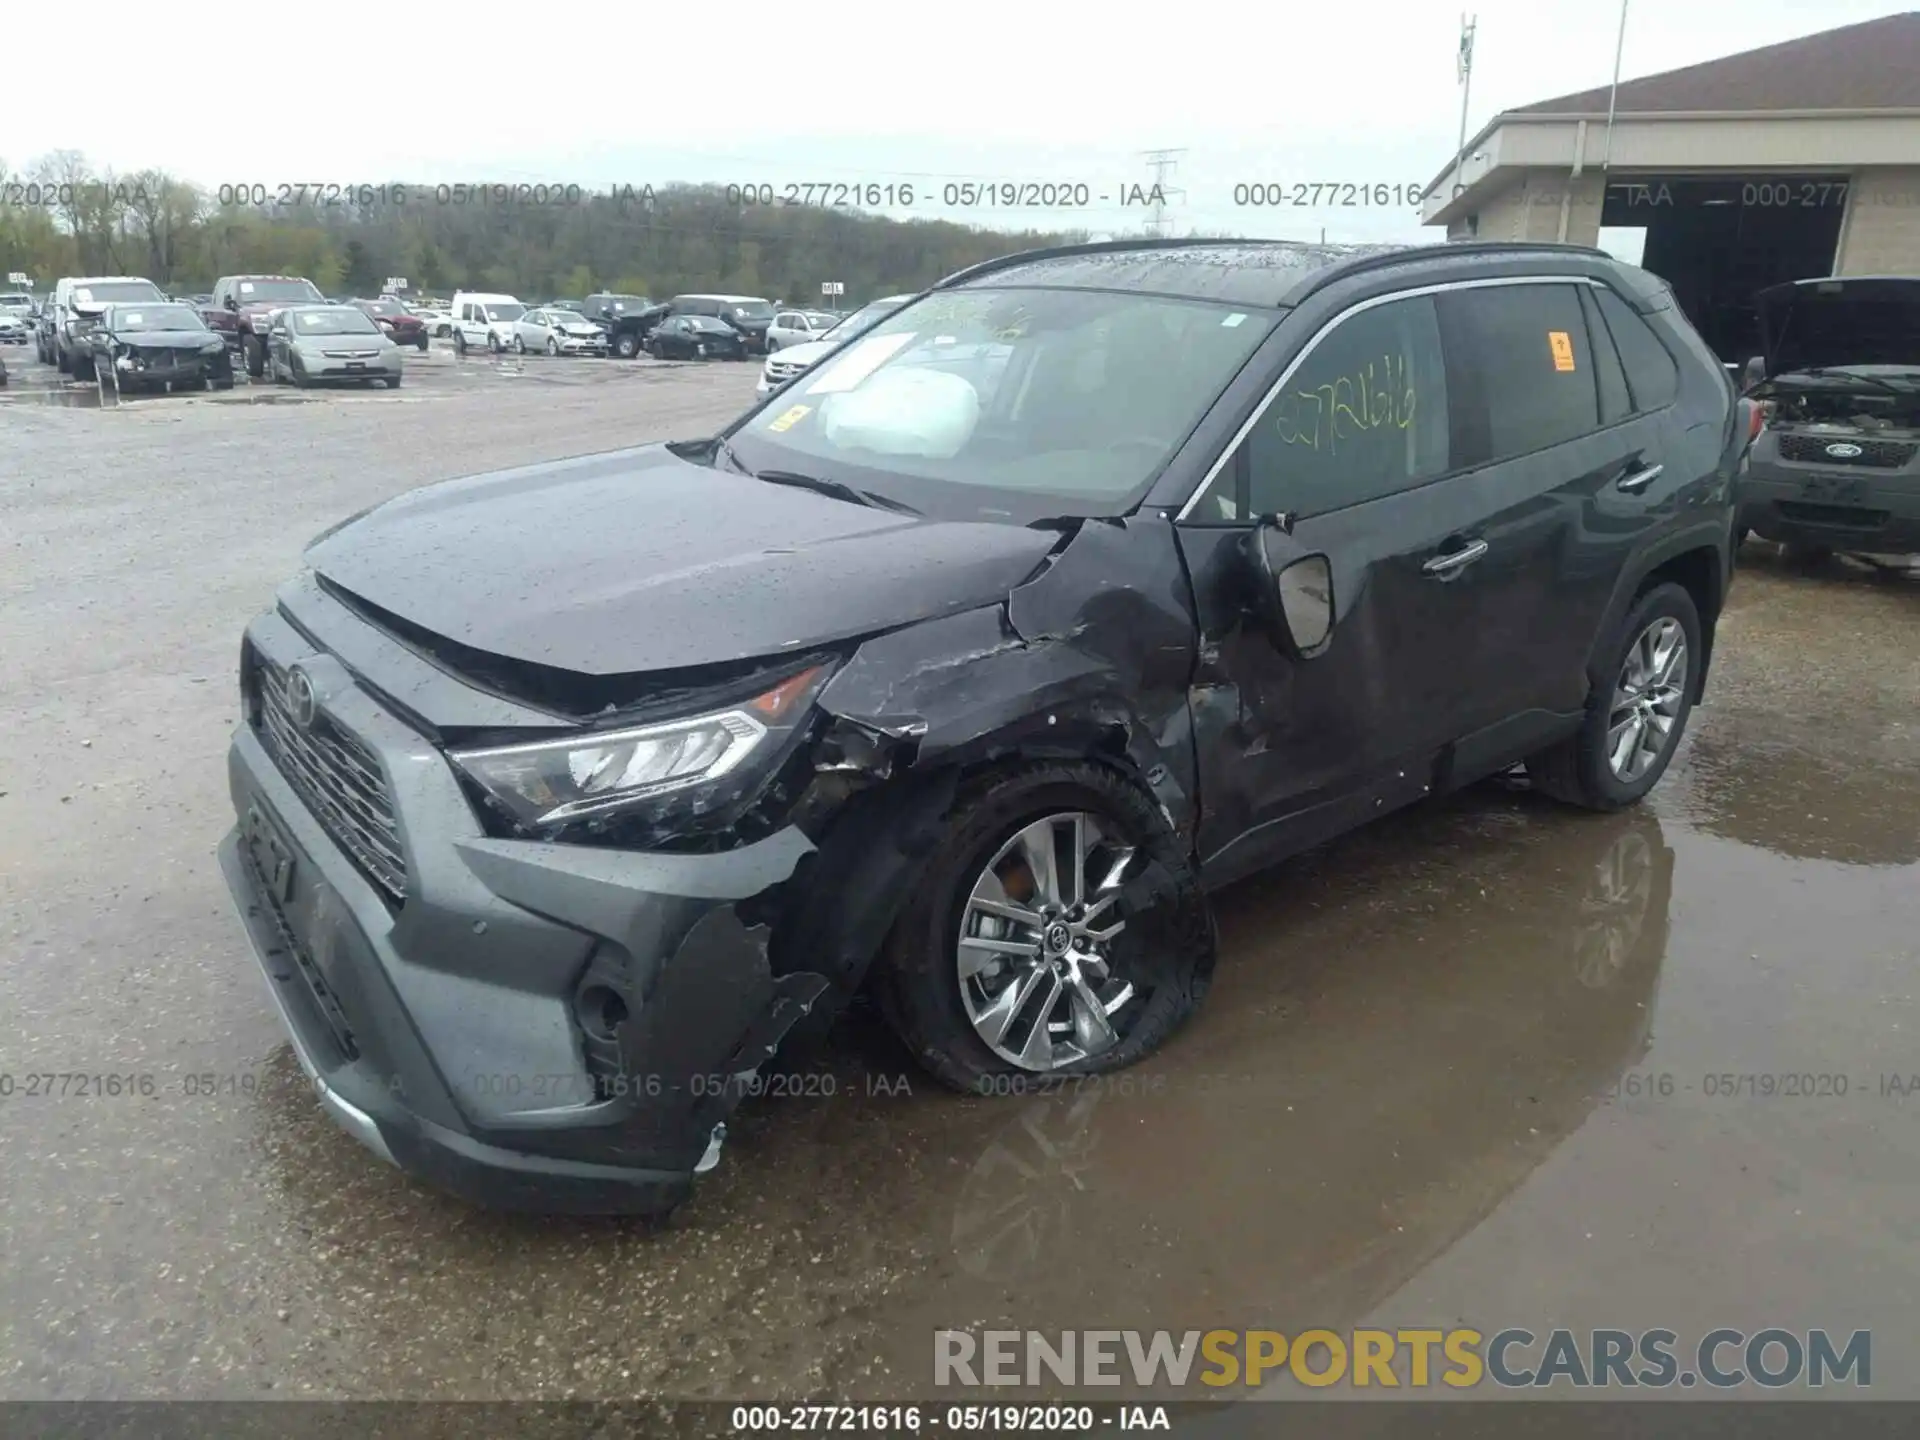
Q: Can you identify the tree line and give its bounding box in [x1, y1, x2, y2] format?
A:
[0, 150, 1098, 305]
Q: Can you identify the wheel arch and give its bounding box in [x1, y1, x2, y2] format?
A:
[1588, 525, 1728, 704]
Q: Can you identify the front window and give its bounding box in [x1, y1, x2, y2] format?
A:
[238, 278, 324, 303]
[822, 298, 905, 344]
[361, 299, 406, 318]
[729, 286, 1275, 515]
[112, 305, 206, 333]
[292, 309, 381, 336]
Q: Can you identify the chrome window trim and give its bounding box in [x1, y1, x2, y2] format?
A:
[1173, 273, 1609, 522]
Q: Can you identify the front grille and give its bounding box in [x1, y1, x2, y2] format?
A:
[1775, 501, 1890, 530]
[321, 348, 381, 359]
[253, 663, 408, 901]
[1776, 433, 1917, 468]
[765, 361, 804, 382]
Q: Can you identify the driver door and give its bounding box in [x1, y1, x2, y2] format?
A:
[1173, 289, 1493, 887]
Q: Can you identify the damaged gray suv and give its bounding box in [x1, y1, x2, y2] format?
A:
[220, 238, 1744, 1216]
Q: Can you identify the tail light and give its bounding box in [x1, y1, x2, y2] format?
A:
[1748, 400, 1765, 442]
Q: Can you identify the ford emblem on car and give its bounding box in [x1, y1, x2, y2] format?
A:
[287, 665, 319, 729]
[1825, 442, 1864, 458]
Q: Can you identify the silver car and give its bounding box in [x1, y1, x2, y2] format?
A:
[766, 308, 840, 351]
[510, 307, 610, 356]
[264, 305, 405, 388]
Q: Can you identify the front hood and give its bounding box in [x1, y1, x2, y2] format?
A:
[1757, 277, 1920, 377]
[770, 337, 838, 366]
[305, 443, 1057, 675]
[559, 325, 603, 338]
[118, 330, 223, 348]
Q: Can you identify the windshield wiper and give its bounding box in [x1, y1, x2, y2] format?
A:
[752, 468, 920, 515]
[1798, 367, 1912, 396]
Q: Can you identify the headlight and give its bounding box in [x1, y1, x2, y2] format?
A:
[450, 665, 828, 831]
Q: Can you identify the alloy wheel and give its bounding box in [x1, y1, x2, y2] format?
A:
[957, 812, 1141, 1071]
[1608, 618, 1687, 782]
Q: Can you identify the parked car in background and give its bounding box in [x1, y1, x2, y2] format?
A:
[645, 313, 747, 360]
[203, 275, 327, 377]
[511, 307, 610, 355]
[667, 293, 776, 353]
[755, 293, 916, 397]
[0, 291, 35, 344]
[86, 302, 234, 393]
[42, 276, 168, 378]
[265, 305, 405, 388]
[598, 300, 670, 358]
[1737, 276, 1920, 559]
[350, 297, 430, 351]
[766, 309, 841, 351]
[447, 292, 527, 354]
[410, 303, 453, 336]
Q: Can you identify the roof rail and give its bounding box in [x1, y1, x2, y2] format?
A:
[933, 236, 1319, 291]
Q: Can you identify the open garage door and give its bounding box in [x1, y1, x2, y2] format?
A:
[1601, 175, 1848, 364]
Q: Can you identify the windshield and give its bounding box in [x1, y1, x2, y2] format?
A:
[484, 303, 526, 321]
[730, 286, 1274, 515]
[594, 295, 646, 312]
[237, 279, 323, 303]
[74, 281, 163, 305]
[824, 297, 907, 343]
[290, 308, 381, 336]
[361, 299, 405, 317]
[113, 305, 205, 333]
[725, 300, 774, 321]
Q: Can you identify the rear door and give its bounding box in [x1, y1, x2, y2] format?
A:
[1425, 279, 1670, 735]
[1174, 288, 1494, 880]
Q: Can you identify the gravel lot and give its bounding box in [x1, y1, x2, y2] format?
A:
[3, 361, 1919, 1402]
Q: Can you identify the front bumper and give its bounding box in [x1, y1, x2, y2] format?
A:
[218, 608, 826, 1214]
[111, 350, 231, 386]
[1742, 435, 1920, 551]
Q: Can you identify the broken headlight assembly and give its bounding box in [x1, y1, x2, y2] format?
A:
[449, 664, 830, 837]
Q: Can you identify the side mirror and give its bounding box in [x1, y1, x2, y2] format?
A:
[1742, 356, 1766, 391]
[1244, 523, 1334, 658]
[224, 296, 239, 311]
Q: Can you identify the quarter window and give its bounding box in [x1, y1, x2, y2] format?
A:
[1237, 294, 1451, 518]
[1579, 285, 1632, 425]
[1592, 286, 1680, 412]
[1439, 284, 1598, 462]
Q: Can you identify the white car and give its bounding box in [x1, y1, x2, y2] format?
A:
[754, 294, 914, 397]
[766, 309, 841, 352]
[410, 304, 453, 336]
[510, 307, 610, 356]
[447, 291, 526, 353]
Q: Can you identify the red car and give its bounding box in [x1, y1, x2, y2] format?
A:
[351, 297, 430, 351]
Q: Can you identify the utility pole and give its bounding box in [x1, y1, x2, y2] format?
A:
[1141, 148, 1186, 237]
[1451, 14, 1478, 213]
[1602, 0, 1631, 173]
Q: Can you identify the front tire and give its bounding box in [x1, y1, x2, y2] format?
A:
[512, 335, 526, 354]
[244, 335, 265, 378]
[415, 334, 429, 352]
[453, 330, 467, 356]
[872, 763, 1215, 1093]
[1525, 582, 1701, 811]
[614, 331, 639, 359]
[290, 354, 312, 389]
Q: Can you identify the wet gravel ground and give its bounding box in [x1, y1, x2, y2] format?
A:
[2, 370, 1918, 1402]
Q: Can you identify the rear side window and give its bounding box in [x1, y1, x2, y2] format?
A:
[1440, 284, 1599, 462]
[1592, 287, 1679, 412]
[1579, 285, 1632, 425]
[1238, 293, 1451, 518]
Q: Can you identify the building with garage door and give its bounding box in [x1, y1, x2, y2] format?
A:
[1421, 11, 1920, 360]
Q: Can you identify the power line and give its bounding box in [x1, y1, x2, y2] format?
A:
[1141, 149, 1186, 237]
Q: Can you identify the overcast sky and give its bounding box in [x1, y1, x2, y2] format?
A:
[8, 0, 1909, 244]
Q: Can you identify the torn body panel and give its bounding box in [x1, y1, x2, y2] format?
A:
[780, 518, 1204, 1015]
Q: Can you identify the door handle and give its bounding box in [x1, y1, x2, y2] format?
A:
[1422, 538, 1489, 576]
[1616, 462, 1664, 494]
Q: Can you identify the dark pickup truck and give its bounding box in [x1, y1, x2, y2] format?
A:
[203, 275, 327, 377]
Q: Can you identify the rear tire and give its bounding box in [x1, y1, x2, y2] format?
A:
[414, 334, 429, 351]
[1525, 581, 1701, 811]
[386, 373, 402, 388]
[872, 762, 1215, 1094]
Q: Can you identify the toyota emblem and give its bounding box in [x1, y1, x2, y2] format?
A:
[286, 665, 319, 730]
[1825, 442, 1864, 458]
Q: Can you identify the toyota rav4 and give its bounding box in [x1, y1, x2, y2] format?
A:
[218, 239, 1744, 1218]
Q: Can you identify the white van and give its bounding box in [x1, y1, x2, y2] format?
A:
[447, 291, 527, 353]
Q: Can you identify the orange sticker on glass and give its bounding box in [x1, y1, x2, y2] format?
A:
[767, 404, 811, 432]
[1548, 330, 1576, 372]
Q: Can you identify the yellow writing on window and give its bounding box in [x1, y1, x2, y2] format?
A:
[1272, 351, 1417, 452]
